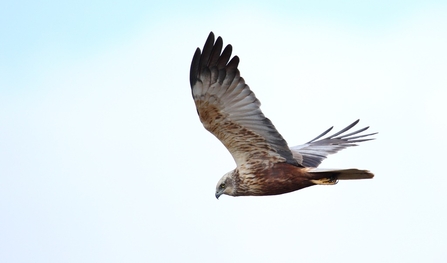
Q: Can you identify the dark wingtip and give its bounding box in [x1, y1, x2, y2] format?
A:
[306, 126, 334, 144]
[227, 55, 240, 69]
[206, 32, 215, 44]
[306, 119, 377, 145]
[190, 48, 201, 87]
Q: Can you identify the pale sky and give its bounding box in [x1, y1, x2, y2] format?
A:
[1, 1, 447, 262]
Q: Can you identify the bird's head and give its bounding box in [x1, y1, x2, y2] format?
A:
[215, 170, 237, 199]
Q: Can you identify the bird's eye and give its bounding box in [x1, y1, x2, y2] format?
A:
[220, 183, 225, 189]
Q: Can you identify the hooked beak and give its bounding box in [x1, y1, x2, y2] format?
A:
[215, 191, 222, 199]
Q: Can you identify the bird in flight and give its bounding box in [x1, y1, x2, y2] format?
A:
[190, 32, 376, 199]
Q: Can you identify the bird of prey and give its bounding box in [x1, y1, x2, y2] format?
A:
[189, 32, 376, 199]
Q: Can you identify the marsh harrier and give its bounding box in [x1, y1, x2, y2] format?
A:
[190, 32, 376, 199]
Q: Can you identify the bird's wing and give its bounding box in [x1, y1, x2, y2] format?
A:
[190, 32, 300, 168]
[290, 120, 377, 167]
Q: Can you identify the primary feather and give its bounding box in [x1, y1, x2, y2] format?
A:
[290, 119, 377, 167]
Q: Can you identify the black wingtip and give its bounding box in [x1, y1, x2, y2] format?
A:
[190, 48, 201, 87]
[190, 32, 240, 88]
[227, 55, 240, 69]
[190, 32, 216, 87]
[217, 44, 233, 69]
[201, 32, 216, 61]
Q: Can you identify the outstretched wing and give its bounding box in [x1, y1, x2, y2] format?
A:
[290, 120, 377, 167]
[190, 32, 300, 168]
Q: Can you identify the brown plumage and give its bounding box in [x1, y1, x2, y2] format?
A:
[190, 32, 376, 199]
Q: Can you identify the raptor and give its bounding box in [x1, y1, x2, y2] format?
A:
[189, 32, 376, 199]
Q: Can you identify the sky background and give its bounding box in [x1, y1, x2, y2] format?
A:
[1, 1, 447, 262]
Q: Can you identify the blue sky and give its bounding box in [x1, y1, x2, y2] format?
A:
[1, 1, 447, 262]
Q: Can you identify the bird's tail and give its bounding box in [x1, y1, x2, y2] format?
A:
[308, 168, 374, 185]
